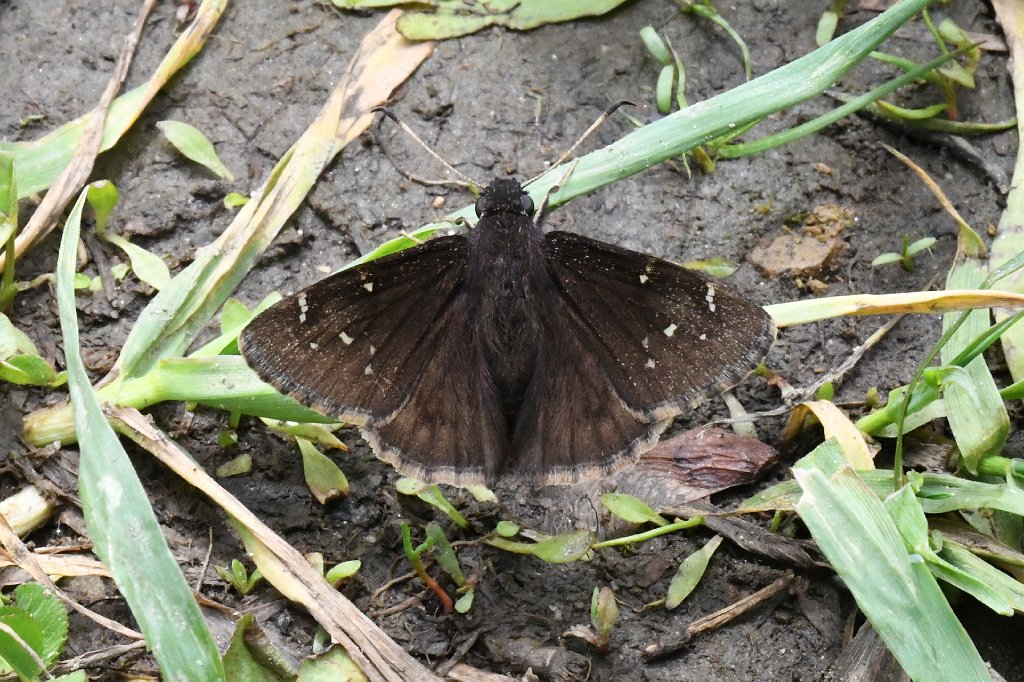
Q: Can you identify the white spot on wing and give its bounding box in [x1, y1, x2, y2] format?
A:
[699, 333, 707, 341]
[363, 282, 374, 292]
[309, 342, 319, 350]
[364, 364, 373, 375]
[645, 358, 655, 369]
[639, 274, 649, 284]
[706, 283, 717, 312]
[369, 345, 376, 356]
[298, 312, 306, 324]
[642, 336, 649, 349]
[663, 323, 678, 337]
[339, 331, 354, 345]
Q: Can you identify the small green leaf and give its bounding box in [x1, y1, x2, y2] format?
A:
[216, 429, 238, 448]
[425, 523, 465, 586]
[156, 120, 235, 181]
[52, 673, 88, 682]
[601, 493, 669, 526]
[297, 437, 349, 503]
[215, 453, 251, 477]
[0, 606, 45, 678]
[86, 180, 119, 235]
[816, 382, 835, 401]
[223, 613, 296, 681]
[681, 256, 740, 279]
[0, 153, 16, 219]
[223, 192, 249, 209]
[330, 0, 411, 8]
[531, 531, 593, 563]
[875, 100, 948, 121]
[396, 479, 468, 528]
[665, 536, 723, 609]
[465, 484, 497, 503]
[0, 354, 58, 386]
[816, 10, 839, 46]
[297, 645, 369, 681]
[220, 298, 252, 333]
[103, 233, 171, 291]
[395, 477, 425, 496]
[325, 560, 361, 587]
[655, 64, 675, 115]
[591, 586, 619, 636]
[871, 252, 903, 267]
[640, 26, 672, 65]
[263, 420, 345, 450]
[495, 520, 520, 538]
[488, 530, 593, 564]
[0, 314, 36, 358]
[454, 590, 474, 614]
[12, 583, 67, 668]
[906, 237, 936, 256]
[396, 0, 630, 40]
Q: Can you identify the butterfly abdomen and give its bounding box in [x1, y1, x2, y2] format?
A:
[469, 209, 548, 427]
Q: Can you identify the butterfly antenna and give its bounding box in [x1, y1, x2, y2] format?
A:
[373, 107, 482, 191]
[525, 100, 637, 186]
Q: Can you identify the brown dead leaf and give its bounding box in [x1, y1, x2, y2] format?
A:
[608, 427, 779, 509]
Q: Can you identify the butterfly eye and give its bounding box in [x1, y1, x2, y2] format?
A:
[474, 194, 490, 218]
[520, 194, 534, 215]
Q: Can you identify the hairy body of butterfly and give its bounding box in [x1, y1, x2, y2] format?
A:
[240, 178, 775, 486]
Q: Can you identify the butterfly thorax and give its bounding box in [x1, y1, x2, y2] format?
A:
[469, 180, 547, 425]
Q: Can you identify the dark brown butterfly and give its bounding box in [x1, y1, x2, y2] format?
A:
[240, 178, 775, 486]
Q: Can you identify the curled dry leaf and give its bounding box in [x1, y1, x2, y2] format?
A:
[608, 427, 779, 510]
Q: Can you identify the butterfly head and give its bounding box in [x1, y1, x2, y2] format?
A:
[475, 178, 535, 218]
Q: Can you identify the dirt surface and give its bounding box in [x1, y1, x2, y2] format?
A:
[1, 0, 1021, 680]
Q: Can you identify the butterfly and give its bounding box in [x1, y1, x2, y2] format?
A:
[240, 177, 775, 486]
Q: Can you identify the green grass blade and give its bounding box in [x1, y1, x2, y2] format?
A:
[717, 48, 956, 159]
[741, 468, 1024, 518]
[941, 256, 1009, 474]
[55, 191, 224, 681]
[990, 1, 1024, 383]
[794, 440, 988, 681]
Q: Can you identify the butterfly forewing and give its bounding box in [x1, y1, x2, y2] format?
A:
[542, 231, 775, 421]
[240, 235, 469, 424]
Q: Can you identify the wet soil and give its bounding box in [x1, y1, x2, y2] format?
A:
[0, 0, 1021, 679]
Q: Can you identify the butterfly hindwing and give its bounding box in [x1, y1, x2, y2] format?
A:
[367, 298, 508, 485]
[542, 231, 775, 421]
[510, 289, 671, 483]
[240, 235, 470, 424]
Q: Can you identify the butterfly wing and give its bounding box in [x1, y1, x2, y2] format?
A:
[241, 235, 469, 423]
[240, 235, 507, 485]
[366, 299, 508, 485]
[510, 231, 774, 483]
[510, 293, 672, 482]
[542, 231, 775, 420]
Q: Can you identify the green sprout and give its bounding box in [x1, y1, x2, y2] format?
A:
[871, 235, 936, 271]
[216, 559, 264, 596]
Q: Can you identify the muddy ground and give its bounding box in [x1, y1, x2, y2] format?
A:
[1, 0, 1023, 679]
